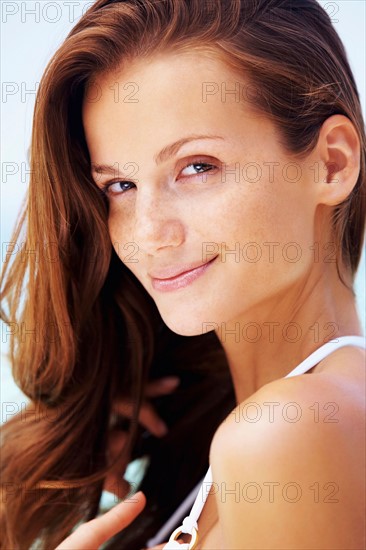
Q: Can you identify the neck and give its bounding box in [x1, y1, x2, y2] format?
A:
[215, 264, 363, 404]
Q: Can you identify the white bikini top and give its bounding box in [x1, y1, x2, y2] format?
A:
[146, 335, 366, 549]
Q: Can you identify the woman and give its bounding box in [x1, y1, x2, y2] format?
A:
[1, 0, 365, 548]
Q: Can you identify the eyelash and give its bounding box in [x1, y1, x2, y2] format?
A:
[97, 159, 218, 197]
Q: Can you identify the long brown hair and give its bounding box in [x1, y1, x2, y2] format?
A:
[1, 0, 365, 548]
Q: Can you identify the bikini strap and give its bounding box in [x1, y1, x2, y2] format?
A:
[283, 335, 366, 378]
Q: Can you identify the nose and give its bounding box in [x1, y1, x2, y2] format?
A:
[132, 187, 185, 254]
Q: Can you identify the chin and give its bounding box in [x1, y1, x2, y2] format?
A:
[159, 312, 209, 337]
[163, 320, 203, 337]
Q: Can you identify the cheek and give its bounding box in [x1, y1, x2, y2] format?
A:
[107, 215, 121, 256]
[107, 195, 139, 241]
[223, 174, 314, 246]
[207, 185, 278, 245]
[108, 214, 120, 247]
[107, 208, 138, 268]
[209, 183, 315, 290]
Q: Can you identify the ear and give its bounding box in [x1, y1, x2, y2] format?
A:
[316, 114, 361, 206]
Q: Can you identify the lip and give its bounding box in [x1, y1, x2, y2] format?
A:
[149, 255, 218, 292]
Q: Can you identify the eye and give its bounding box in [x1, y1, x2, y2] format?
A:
[179, 160, 218, 180]
[99, 180, 136, 196]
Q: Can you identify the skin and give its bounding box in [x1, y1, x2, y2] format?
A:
[72, 50, 365, 548]
[54, 491, 147, 549]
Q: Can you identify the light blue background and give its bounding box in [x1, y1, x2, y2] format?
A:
[1, 0, 365, 411]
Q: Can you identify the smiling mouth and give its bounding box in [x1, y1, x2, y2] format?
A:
[150, 255, 218, 292]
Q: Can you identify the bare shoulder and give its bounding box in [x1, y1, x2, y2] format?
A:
[209, 347, 366, 549]
[211, 344, 365, 452]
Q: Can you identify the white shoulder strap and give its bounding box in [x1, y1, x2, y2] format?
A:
[283, 335, 366, 378]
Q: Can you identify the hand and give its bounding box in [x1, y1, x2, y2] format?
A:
[104, 376, 180, 498]
[54, 490, 146, 549]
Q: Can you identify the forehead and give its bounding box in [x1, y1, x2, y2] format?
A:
[84, 48, 245, 102]
[81, 50, 276, 160]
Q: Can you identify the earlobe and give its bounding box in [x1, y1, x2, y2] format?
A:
[317, 114, 361, 206]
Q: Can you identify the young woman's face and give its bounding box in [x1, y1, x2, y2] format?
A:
[82, 50, 319, 336]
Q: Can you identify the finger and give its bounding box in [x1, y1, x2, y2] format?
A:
[112, 377, 180, 416]
[111, 377, 179, 433]
[138, 401, 169, 436]
[145, 376, 180, 397]
[107, 429, 129, 464]
[55, 491, 146, 549]
[113, 400, 168, 437]
[104, 472, 131, 500]
[104, 430, 129, 497]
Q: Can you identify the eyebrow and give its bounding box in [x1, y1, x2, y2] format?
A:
[90, 134, 224, 176]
